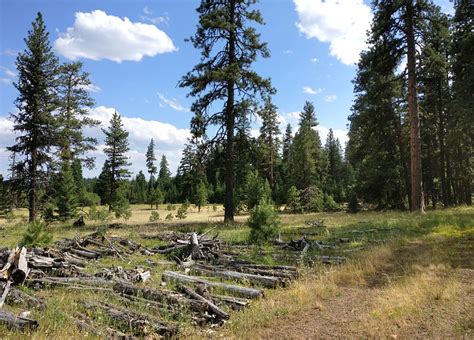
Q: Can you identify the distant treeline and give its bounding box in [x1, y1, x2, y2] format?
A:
[0, 0, 472, 223]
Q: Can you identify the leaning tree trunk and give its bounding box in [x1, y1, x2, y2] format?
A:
[406, 0, 425, 213]
[224, 0, 237, 223]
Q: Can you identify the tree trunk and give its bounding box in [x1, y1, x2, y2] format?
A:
[437, 81, 448, 207]
[29, 148, 37, 222]
[224, 0, 236, 223]
[406, 0, 424, 213]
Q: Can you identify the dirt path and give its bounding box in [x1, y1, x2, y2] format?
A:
[258, 286, 377, 339]
[258, 240, 474, 339]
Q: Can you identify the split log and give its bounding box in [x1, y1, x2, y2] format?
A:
[192, 264, 283, 288]
[178, 285, 229, 320]
[0, 281, 11, 309]
[162, 271, 263, 299]
[113, 282, 206, 312]
[68, 248, 99, 259]
[11, 247, 28, 284]
[0, 309, 38, 330]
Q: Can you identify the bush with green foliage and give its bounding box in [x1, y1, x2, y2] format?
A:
[347, 190, 360, 213]
[110, 190, 131, 220]
[20, 221, 52, 247]
[244, 170, 272, 210]
[78, 191, 100, 207]
[247, 200, 281, 244]
[165, 213, 173, 220]
[167, 203, 174, 211]
[149, 210, 160, 222]
[286, 186, 302, 213]
[42, 202, 57, 222]
[87, 204, 111, 222]
[176, 202, 188, 219]
[323, 193, 339, 211]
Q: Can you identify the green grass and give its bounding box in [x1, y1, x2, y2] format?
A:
[0, 205, 472, 338]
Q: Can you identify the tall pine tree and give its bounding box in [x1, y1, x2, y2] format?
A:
[8, 12, 59, 222]
[179, 0, 274, 222]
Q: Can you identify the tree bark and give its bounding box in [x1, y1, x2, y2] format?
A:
[406, 0, 425, 212]
[224, 0, 236, 223]
[0, 310, 38, 331]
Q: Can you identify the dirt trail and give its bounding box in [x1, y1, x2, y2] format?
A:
[258, 241, 474, 339]
[258, 286, 377, 339]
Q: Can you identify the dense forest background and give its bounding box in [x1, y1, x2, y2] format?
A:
[0, 0, 472, 223]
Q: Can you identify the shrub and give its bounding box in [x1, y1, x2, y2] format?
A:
[244, 170, 272, 210]
[165, 213, 173, 220]
[212, 204, 217, 212]
[42, 202, 57, 223]
[167, 203, 174, 211]
[176, 203, 188, 219]
[110, 193, 131, 220]
[286, 186, 302, 213]
[347, 190, 360, 213]
[20, 221, 52, 247]
[78, 191, 100, 207]
[323, 193, 339, 211]
[247, 200, 281, 244]
[149, 211, 160, 222]
[87, 205, 111, 222]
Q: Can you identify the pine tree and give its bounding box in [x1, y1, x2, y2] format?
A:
[56, 61, 99, 168]
[8, 12, 59, 222]
[450, 0, 473, 205]
[290, 101, 324, 190]
[102, 112, 131, 210]
[193, 180, 208, 212]
[95, 160, 112, 205]
[257, 98, 281, 193]
[325, 129, 345, 202]
[56, 159, 77, 221]
[146, 138, 157, 178]
[179, 0, 274, 222]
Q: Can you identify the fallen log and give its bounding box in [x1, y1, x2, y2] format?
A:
[68, 248, 99, 259]
[192, 264, 283, 288]
[28, 276, 113, 287]
[0, 309, 38, 330]
[0, 281, 11, 309]
[162, 271, 263, 299]
[113, 282, 206, 312]
[179, 285, 229, 320]
[211, 294, 248, 310]
[235, 267, 296, 280]
[230, 263, 298, 273]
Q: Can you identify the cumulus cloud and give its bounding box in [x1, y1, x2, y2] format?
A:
[141, 6, 170, 25]
[325, 94, 337, 102]
[0, 66, 16, 85]
[294, 0, 372, 65]
[78, 83, 101, 93]
[54, 10, 177, 63]
[157, 93, 189, 112]
[84, 106, 190, 176]
[316, 126, 348, 146]
[283, 49, 294, 54]
[303, 86, 323, 95]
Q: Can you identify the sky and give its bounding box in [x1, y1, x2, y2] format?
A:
[0, 0, 455, 178]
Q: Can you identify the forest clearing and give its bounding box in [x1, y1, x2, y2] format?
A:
[0, 0, 472, 338]
[0, 206, 472, 338]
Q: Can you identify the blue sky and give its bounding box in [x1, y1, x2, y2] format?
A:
[0, 0, 454, 178]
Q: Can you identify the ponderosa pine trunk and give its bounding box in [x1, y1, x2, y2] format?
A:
[406, 0, 425, 213]
[224, 0, 236, 223]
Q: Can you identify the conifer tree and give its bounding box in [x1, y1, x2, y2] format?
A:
[257, 98, 281, 192]
[290, 101, 324, 190]
[56, 159, 77, 221]
[8, 12, 59, 222]
[146, 138, 157, 178]
[95, 160, 112, 205]
[102, 112, 131, 210]
[179, 0, 274, 222]
[56, 61, 99, 168]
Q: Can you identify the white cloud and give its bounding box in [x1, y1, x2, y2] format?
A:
[316, 126, 349, 147]
[310, 57, 318, 63]
[157, 93, 189, 112]
[78, 83, 101, 93]
[294, 0, 372, 65]
[0, 49, 17, 56]
[141, 6, 170, 25]
[83, 106, 190, 176]
[303, 86, 323, 95]
[0, 67, 16, 85]
[325, 94, 337, 102]
[283, 49, 294, 54]
[54, 10, 177, 63]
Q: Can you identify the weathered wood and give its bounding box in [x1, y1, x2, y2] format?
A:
[113, 282, 206, 312]
[179, 285, 229, 320]
[162, 271, 263, 299]
[192, 264, 283, 288]
[68, 248, 99, 259]
[0, 281, 11, 309]
[235, 267, 296, 279]
[231, 263, 298, 273]
[0, 309, 38, 330]
[28, 276, 113, 287]
[211, 294, 248, 310]
[12, 247, 28, 284]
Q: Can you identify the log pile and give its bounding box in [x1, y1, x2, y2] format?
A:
[146, 231, 232, 262]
